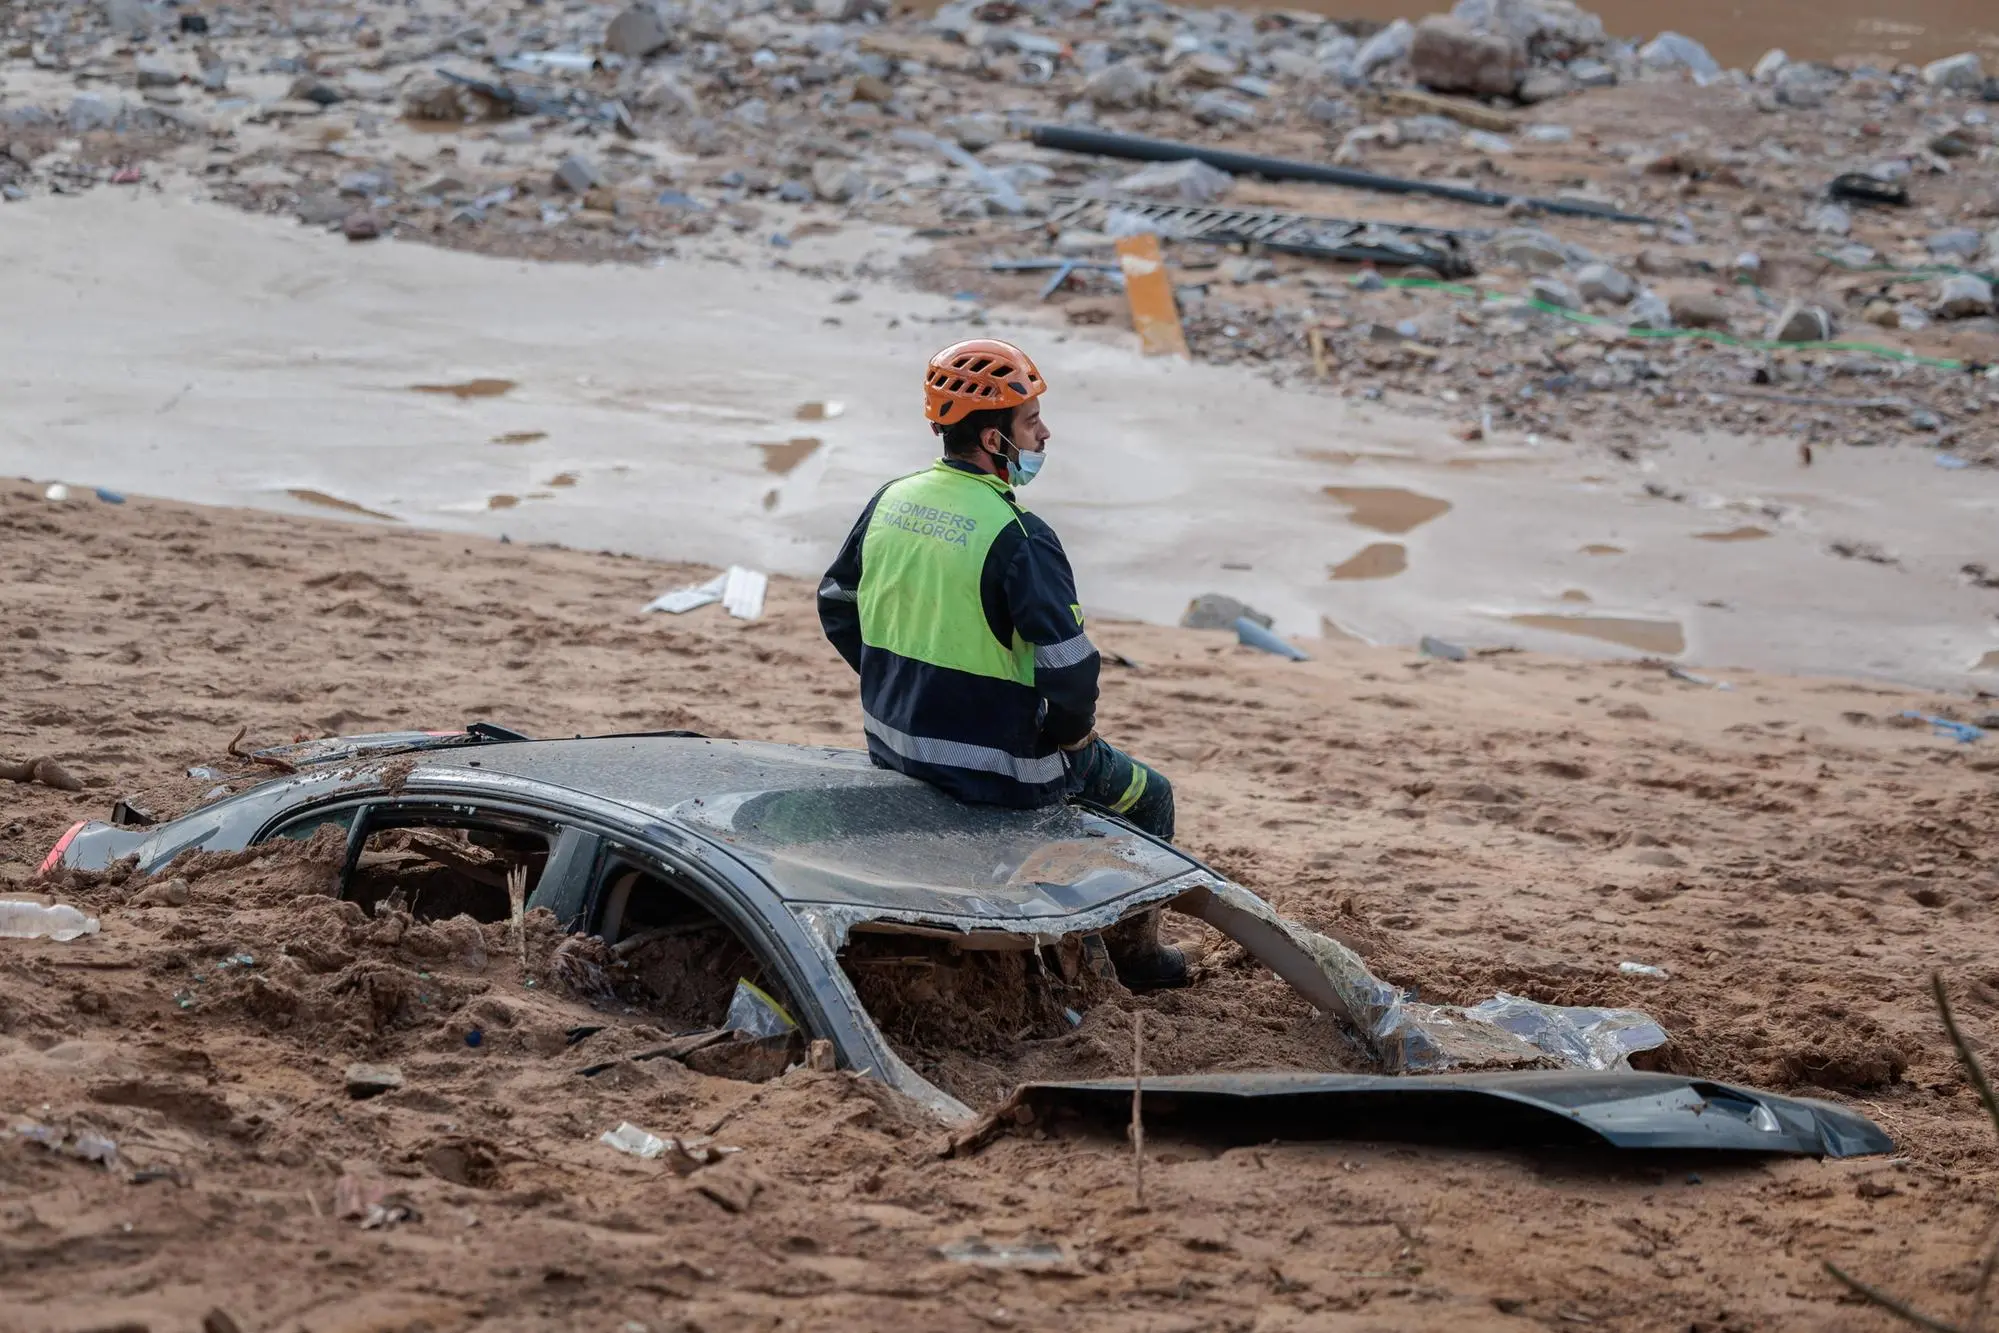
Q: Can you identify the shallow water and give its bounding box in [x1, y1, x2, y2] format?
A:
[1274, 0, 1999, 67]
[1508, 613, 1688, 656]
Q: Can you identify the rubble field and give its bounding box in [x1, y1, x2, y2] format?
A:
[6, 0, 1999, 467]
[4, 479, 1999, 1329]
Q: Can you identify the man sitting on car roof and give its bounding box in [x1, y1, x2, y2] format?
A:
[817, 338, 1186, 989]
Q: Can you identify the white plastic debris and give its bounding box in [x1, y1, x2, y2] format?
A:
[721, 566, 767, 621]
[643, 565, 766, 620]
[0, 900, 100, 941]
[1619, 961, 1670, 978]
[724, 979, 796, 1037]
[43, 483, 70, 502]
[600, 1121, 668, 1159]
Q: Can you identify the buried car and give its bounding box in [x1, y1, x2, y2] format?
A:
[43, 727, 1891, 1157]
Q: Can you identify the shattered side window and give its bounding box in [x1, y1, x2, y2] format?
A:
[270, 808, 358, 843]
[674, 783, 1195, 914]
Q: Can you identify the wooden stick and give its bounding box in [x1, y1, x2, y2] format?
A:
[507, 865, 528, 979]
[1130, 1011, 1146, 1210]
[1823, 1262, 1967, 1333]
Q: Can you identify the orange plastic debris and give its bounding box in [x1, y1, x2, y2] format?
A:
[1113, 234, 1190, 359]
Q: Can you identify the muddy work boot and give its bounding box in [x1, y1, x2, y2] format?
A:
[1102, 908, 1189, 991]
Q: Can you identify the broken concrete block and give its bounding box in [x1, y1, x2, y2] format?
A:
[1574, 262, 1634, 304]
[135, 56, 178, 88]
[1517, 68, 1573, 103]
[1348, 18, 1414, 80]
[1767, 300, 1832, 343]
[1922, 52, 1984, 92]
[1926, 228, 1984, 259]
[1638, 31, 1719, 80]
[1085, 60, 1153, 110]
[1668, 291, 1732, 329]
[1935, 273, 1995, 319]
[940, 113, 1003, 152]
[811, 158, 864, 203]
[1409, 15, 1525, 97]
[1529, 275, 1579, 309]
[1115, 157, 1233, 205]
[554, 155, 603, 194]
[1490, 227, 1569, 272]
[604, 6, 671, 58]
[344, 1063, 404, 1098]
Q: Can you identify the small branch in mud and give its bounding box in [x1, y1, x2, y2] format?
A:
[506, 864, 528, 979]
[1131, 1011, 1146, 1211]
[1823, 1263, 1967, 1333]
[0, 757, 83, 791]
[226, 726, 297, 775]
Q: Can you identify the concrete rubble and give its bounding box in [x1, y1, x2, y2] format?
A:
[0, 0, 1993, 464]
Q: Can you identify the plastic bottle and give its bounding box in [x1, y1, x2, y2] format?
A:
[0, 901, 101, 941]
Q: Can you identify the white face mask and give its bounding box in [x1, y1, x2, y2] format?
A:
[992, 432, 1044, 487]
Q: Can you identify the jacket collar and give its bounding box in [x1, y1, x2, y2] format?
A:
[934, 457, 1014, 499]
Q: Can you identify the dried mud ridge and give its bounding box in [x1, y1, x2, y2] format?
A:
[4, 479, 1999, 1329]
[5, 0, 1999, 464]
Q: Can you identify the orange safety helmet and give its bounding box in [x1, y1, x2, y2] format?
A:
[923, 338, 1045, 428]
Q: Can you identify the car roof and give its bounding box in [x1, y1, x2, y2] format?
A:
[422, 736, 1199, 923]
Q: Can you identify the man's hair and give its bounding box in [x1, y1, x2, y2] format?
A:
[937, 406, 1013, 457]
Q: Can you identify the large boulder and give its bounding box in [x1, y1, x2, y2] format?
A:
[1409, 15, 1526, 97]
[1449, 0, 1604, 61]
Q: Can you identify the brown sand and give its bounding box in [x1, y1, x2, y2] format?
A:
[4, 480, 1998, 1331]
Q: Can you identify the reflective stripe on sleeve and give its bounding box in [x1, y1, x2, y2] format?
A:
[818, 577, 857, 603]
[1032, 632, 1096, 670]
[1110, 763, 1149, 814]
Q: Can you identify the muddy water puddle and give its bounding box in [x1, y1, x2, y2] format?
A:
[286, 488, 398, 522]
[755, 437, 823, 474]
[1509, 613, 1686, 656]
[1978, 649, 1999, 672]
[1324, 485, 1452, 534]
[491, 431, 546, 445]
[412, 378, 516, 399]
[1330, 542, 1407, 580]
[1581, 543, 1626, 556]
[1695, 526, 1773, 542]
[1258, 0, 1999, 65]
[795, 401, 845, 422]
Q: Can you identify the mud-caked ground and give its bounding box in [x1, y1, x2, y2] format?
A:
[3, 479, 1998, 1331]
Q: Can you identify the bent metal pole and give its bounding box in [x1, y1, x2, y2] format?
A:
[1028, 124, 1656, 225]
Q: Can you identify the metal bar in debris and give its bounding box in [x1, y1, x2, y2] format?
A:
[1051, 195, 1477, 277]
[1031, 125, 1655, 224]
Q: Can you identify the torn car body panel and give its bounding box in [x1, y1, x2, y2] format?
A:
[1001, 1071, 1894, 1158]
[39, 731, 1890, 1159]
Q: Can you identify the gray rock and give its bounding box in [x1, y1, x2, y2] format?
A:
[1574, 261, 1634, 304]
[1266, 49, 1323, 82]
[135, 57, 178, 88]
[1935, 273, 1995, 319]
[1732, 251, 1762, 277]
[0, 107, 52, 129]
[1191, 91, 1258, 125]
[604, 5, 671, 58]
[1926, 227, 1983, 259]
[940, 113, 1004, 152]
[1226, 255, 1277, 283]
[1751, 48, 1787, 80]
[1517, 68, 1573, 102]
[776, 179, 810, 203]
[1409, 15, 1526, 97]
[1115, 157, 1234, 204]
[200, 63, 229, 93]
[1568, 57, 1616, 87]
[103, 0, 154, 36]
[1349, 18, 1415, 80]
[554, 156, 603, 194]
[815, 0, 881, 20]
[638, 71, 701, 117]
[1774, 63, 1833, 108]
[1491, 227, 1570, 272]
[65, 94, 119, 132]
[1809, 203, 1851, 236]
[1182, 593, 1272, 631]
[341, 211, 382, 242]
[1530, 275, 1579, 309]
[1668, 290, 1732, 329]
[1304, 96, 1348, 126]
[344, 1062, 403, 1098]
[811, 158, 864, 202]
[1638, 31, 1719, 81]
[295, 193, 350, 226]
[1085, 60, 1153, 110]
[1767, 300, 1833, 342]
[1627, 291, 1674, 329]
[1922, 52, 1984, 92]
[338, 170, 388, 196]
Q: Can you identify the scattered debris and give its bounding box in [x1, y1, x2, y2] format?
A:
[1901, 711, 1984, 744]
[343, 1062, 405, 1099]
[1619, 961, 1670, 978]
[644, 566, 767, 619]
[1115, 233, 1190, 358]
[1235, 617, 1309, 661]
[1181, 593, 1271, 631]
[0, 901, 101, 941]
[1419, 635, 1469, 661]
[0, 757, 84, 791]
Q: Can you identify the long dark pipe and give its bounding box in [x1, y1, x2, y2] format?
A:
[1029, 124, 1655, 225]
